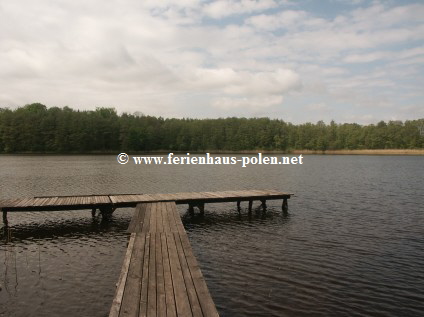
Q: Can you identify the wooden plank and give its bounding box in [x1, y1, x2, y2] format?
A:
[149, 203, 157, 233]
[161, 193, 183, 201]
[178, 233, 220, 317]
[148, 193, 172, 202]
[31, 197, 45, 207]
[14, 198, 30, 207]
[119, 234, 146, 317]
[247, 189, 271, 196]
[197, 192, 222, 199]
[147, 234, 157, 316]
[100, 195, 111, 204]
[135, 194, 156, 202]
[127, 204, 142, 233]
[169, 202, 185, 234]
[175, 192, 204, 200]
[166, 233, 193, 317]
[174, 232, 203, 317]
[54, 197, 67, 206]
[156, 233, 166, 317]
[156, 202, 165, 233]
[44, 196, 57, 207]
[67, 196, 77, 205]
[134, 204, 148, 233]
[0, 198, 19, 208]
[109, 195, 119, 204]
[38, 198, 53, 207]
[141, 204, 151, 233]
[139, 234, 150, 317]
[231, 190, 259, 197]
[162, 202, 172, 233]
[160, 233, 177, 317]
[165, 202, 179, 233]
[109, 233, 136, 317]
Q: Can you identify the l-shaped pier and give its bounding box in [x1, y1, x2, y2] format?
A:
[0, 189, 293, 316]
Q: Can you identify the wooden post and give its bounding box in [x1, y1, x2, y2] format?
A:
[261, 199, 267, 212]
[188, 204, 194, 216]
[99, 206, 115, 220]
[282, 198, 288, 213]
[248, 200, 253, 213]
[91, 208, 96, 217]
[198, 203, 205, 216]
[236, 200, 241, 213]
[2, 209, 8, 227]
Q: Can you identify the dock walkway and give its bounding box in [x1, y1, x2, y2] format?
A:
[110, 201, 219, 317]
[0, 189, 294, 315]
[0, 189, 292, 213]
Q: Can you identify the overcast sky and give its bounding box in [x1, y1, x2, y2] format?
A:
[0, 0, 423, 123]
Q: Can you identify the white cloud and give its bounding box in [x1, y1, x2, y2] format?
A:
[246, 10, 308, 30]
[203, 0, 278, 19]
[344, 47, 424, 63]
[189, 67, 301, 96]
[0, 0, 422, 123]
[307, 103, 331, 112]
[212, 95, 283, 110]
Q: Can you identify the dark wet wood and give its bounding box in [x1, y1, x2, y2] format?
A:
[112, 201, 219, 317]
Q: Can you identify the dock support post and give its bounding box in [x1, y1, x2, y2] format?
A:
[248, 200, 253, 213]
[237, 200, 241, 208]
[198, 203, 205, 216]
[2, 210, 8, 227]
[99, 206, 116, 220]
[261, 199, 267, 212]
[91, 208, 96, 218]
[188, 204, 194, 216]
[282, 198, 288, 213]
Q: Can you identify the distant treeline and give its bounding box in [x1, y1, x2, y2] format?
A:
[0, 103, 422, 153]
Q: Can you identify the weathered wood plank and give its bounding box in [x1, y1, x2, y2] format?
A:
[169, 202, 186, 234]
[162, 202, 172, 233]
[147, 234, 157, 316]
[165, 202, 179, 233]
[109, 233, 136, 317]
[166, 233, 193, 317]
[178, 233, 220, 317]
[127, 204, 142, 233]
[135, 204, 148, 233]
[174, 232, 203, 317]
[119, 234, 146, 317]
[160, 233, 177, 317]
[149, 202, 157, 233]
[141, 204, 151, 233]
[155, 233, 166, 317]
[138, 234, 150, 317]
[156, 202, 165, 233]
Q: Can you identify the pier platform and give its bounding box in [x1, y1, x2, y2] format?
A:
[0, 189, 294, 315]
[0, 189, 292, 212]
[110, 201, 219, 317]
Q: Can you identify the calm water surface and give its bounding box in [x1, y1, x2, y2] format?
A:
[0, 155, 423, 317]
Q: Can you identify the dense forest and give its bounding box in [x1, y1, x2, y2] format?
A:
[0, 103, 422, 153]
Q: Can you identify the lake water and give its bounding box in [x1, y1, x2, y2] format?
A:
[0, 155, 423, 317]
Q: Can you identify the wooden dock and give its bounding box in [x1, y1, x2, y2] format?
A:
[0, 189, 293, 316]
[0, 189, 292, 224]
[110, 201, 219, 317]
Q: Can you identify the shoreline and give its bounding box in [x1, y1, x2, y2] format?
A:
[0, 149, 423, 156]
[290, 149, 424, 155]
